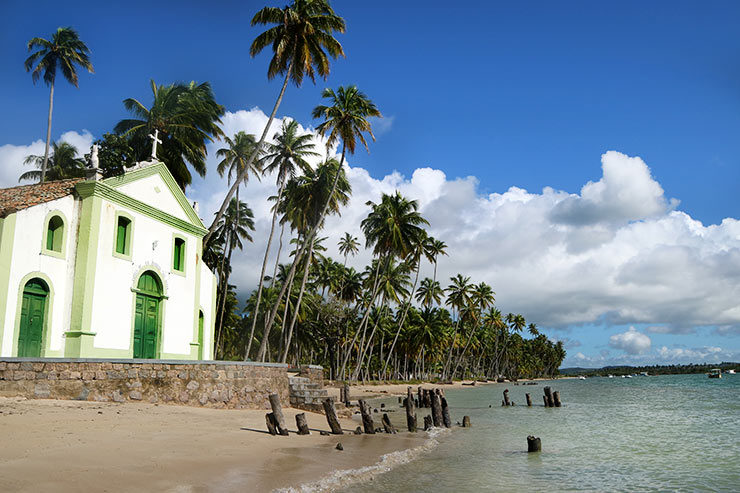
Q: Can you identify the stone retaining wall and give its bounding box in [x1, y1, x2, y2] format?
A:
[0, 358, 302, 409]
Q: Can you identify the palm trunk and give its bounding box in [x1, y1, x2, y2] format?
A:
[215, 187, 239, 359]
[257, 144, 347, 362]
[381, 256, 421, 377]
[205, 62, 293, 245]
[41, 82, 54, 183]
[270, 221, 287, 287]
[442, 315, 462, 379]
[245, 179, 286, 360]
[281, 235, 315, 363]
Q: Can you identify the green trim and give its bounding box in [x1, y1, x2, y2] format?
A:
[67, 195, 103, 357]
[112, 211, 135, 261]
[210, 271, 217, 360]
[40, 210, 68, 259]
[171, 233, 187, 277]
[12, 272, 54, 357]
[0, 214, 17, 355]
[102, 162, 205, 229]
[76, 181, 207, 237]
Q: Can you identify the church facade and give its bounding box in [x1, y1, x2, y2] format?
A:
[0, 161, 217, 360]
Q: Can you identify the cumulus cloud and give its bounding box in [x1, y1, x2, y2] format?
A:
[609, 327, 652, 354]
[0, 130, 94, 188]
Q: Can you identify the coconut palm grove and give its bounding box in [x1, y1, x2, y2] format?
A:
[20, 1, 565, 381]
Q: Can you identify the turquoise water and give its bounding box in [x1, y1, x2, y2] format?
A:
[344, 375, 740, 492]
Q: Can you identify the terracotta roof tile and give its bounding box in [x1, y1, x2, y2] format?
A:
[0, 178, 85, 219]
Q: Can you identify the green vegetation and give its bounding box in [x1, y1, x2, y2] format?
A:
[562, 362, 740, 377]
[19, 141, 86, 182]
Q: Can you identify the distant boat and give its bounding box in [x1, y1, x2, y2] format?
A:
[639, 372, 649, 377]
[608, 374, 614, 378]
[578, 376, 586, 380]
[625, 374, 633, 378]
[708, 369, 722, 379]
[726, 369, 736, 375]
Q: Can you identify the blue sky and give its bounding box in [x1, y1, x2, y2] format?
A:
[2, 0, 740, 367]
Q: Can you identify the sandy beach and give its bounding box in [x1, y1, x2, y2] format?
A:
[0, 396, 427, 492]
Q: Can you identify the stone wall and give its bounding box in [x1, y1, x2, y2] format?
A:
[0, 358, 293, 409]
[297, 364, 324, 385]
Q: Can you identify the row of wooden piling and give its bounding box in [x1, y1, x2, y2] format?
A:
[265, 386, 470, 437]
[502, 386, 562, 407]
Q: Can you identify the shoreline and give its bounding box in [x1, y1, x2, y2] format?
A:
[0, 396, 428, 492]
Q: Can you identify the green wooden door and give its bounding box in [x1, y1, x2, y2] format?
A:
[133, 293, 159, 359]
[197, 311, 204, 359]
[18, 281, 48, 357]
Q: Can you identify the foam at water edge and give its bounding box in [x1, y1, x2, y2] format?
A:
[276, 427, 451, 493]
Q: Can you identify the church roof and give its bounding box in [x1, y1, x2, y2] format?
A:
[0, 178, 84, 218]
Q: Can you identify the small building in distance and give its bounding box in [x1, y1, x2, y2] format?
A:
[0, 160, 217, 360]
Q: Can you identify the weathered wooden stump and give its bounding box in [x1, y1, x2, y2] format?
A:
[423, 415, 433, 431]
[553, 391, 561, 407]
[295, 412, 310, 435]
[526, 393, 532, 407]
[503, 389, 511, 406]
[398, 396, 403, 404]
[417, 386, 423, 407]
[339, 386, 345, 404]
[358, 399, 376, 434]
[268, 393, 289, 436]
[343, 382, 351, 406]
[381, 413, 397, 434]
[543, 395, 548, 407]
[430, 390, 443, 427]
[354, 426, 363, 435]
[336, 442, 344, 450]
[462, 415, 471, 428]
[543, 386, 554, 408]
[441, 397, 452, 428]
[527, 435, 541, 452]
[322, 397, 344, 435]
[406, 387, 417, 432]
[265, 412, 278, 435]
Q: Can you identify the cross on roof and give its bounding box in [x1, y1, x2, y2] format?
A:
[148, 129, 162, 160]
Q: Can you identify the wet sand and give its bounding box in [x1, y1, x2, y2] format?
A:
[0, 397, 426, 492]
[326, 380, 493, 400]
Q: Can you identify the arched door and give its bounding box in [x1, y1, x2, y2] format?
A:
[18, 278, 49, 357]
[133, 271, 162, 359]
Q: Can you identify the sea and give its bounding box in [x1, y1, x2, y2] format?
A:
[333, 374, 739, 492]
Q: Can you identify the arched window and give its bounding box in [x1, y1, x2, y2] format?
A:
[45, 215, 64, 253]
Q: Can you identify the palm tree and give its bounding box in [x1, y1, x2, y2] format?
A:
[259, 86, 380, 362]
[442, 274, 472, 378]
[213, 198, 255, 357]
[415, 278, 444, 308]
[114, 80, 225, 189]
[338, 232, 360, 266]
[452, 282, 495, 378]
[20, 141, 86, 182]
[246, 119, 319, 360]
[277, 158, 351, 363]
[528, 323, 539, 337]
[424, 237, 448, 284]
[205, 0, 345, 245]
[24, 27, 93, 183]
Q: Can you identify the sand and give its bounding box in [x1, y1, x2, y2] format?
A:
[0, 396, 427, 492]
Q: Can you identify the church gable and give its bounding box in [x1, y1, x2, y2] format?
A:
[102, 163, 204, 229]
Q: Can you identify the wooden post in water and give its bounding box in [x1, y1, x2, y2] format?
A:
[543, 386, 554, 407]
[462, 415, 471, 427]
[503, 389, 511, 406]
[526, 393, 532, 407]
[322, 397, 344, 435]
[430, 390, 443, 427]
[423, 415, 433, 431]
[265, 412, 278, 435]
[406, 386, 417, 432]
[381, 413, 397, 434]
[441, 396, 452, 428]
[543, 395, 548, 407]
[358, 399, 376, 434]
[553, 391, 561, 407]
[295, 413, 310, 435]
[268, 393, 289, 435]
[417, 386, 423, 408]
[527, 435, 541, 452]
[343, 382, 351, 406]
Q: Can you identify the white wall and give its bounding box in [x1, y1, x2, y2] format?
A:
[199, 261, 216, 359]
[116, 173, 190, 222]
[0, 196, 79, 357]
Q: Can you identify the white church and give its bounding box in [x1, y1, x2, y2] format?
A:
[0, 149, 217, 360]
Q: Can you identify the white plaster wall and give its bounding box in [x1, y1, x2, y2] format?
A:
[89, 199, 201, 357]
[0, 196, 79, 357]
[199, 261, 216, 359]
[116, 174, 191, 222]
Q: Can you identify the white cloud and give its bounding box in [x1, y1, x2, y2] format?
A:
[609, 327, 652, 355]
[0, 130, 93, 188]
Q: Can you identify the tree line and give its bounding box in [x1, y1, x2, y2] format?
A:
[21, 1, 565, 381]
